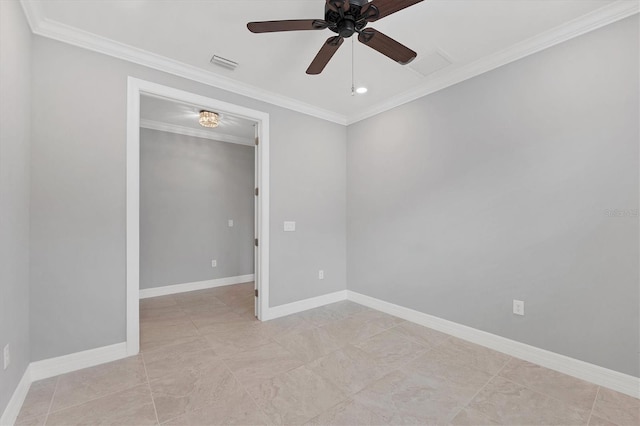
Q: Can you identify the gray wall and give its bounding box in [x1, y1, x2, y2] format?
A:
[347, 16, 639, 377]
[30, 37, 347, 361]
[0, 0, 32, 415]
[140, 128, 255, 289]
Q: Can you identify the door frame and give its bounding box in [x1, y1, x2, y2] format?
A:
[125, 77, 270, 355]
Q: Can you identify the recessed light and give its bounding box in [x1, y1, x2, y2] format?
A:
[355, 87, 368, 94]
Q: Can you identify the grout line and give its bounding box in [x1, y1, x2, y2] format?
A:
[42, 376, 60, 426]
[140, 352, 161, 425]
[45, 382, 145, 417]
[447, 356, 513, 423]
[43, 357, 149, 417]
[221, 359, 271, 424]
[587, 386, 601, 425]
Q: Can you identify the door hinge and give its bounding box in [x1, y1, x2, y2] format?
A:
[255, 137, 259, 146]
[255, 289, 258, 297]
[255, 187, 259, 196]
[255, 238, 259, 247]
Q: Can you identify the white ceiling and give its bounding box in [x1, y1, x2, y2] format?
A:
[25, 0, 635, 123]
[140, 94, 256, 145]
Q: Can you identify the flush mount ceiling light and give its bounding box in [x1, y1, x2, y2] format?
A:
[355, 86, 368, 94]
[199, 110, 219, 128]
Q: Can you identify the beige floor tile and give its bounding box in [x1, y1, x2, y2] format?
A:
[140, 319, 200, 352]
[163, 389, 267, 425]
[307, 345, 386, 395]
[14, 415, 47, 426]
[320, 313, 391, 347]
[298, 305, 353, 327]
[468, 376, 590, 425]
[195, 318, 257, 335]
[247, 365, 348, 425]
[189, 308, 248, 329]
[306, 398, 388, 425]
[140, 305, 188, 322]
[353, 309, 405, 330]
[353, 370, 464, 424]
[273, 327, 341, 363]
[201, 322, 273, 355]
[354, 327, 428, 372]
[591, 387, 640, 426]
[324, 301, 372, 318]
[499, 358, 599, 411]
[392, 322, 450, 348]
[15, 377, 57, 422]
[589, 414, 619, 426]
[450, 407, 501, 425]
[50, 355, 147, 412]
[149, 363, 243, 423]
[257, 313, 315, 338]
[46, 384, 157, 426]
[140, 295, 178, 310]
[172, 290, 227, 308]
[402, 350, 494, 404]
[142, 337, 217, 381]
[223, 342, 303, 387]
[432, 337, 511, 375]
[215, 291, 254, 309]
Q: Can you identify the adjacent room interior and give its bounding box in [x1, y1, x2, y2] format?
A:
[139, 93, 259, 346]
[1, 0, 638, 425]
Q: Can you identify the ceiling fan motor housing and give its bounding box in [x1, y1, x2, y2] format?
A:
[325, 0, 371, 38]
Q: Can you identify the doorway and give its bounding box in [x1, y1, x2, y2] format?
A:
[125, 78, 270, 355]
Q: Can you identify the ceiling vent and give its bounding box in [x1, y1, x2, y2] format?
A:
[408, 50, 452, 77]
[210, 55, 239, 70]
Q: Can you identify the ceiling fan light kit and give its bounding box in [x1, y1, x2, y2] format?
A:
[247, 0, 424, 75]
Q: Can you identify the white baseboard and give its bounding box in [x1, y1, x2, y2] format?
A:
[139, 274, 255, 299]
[347, 291, 640, 399]
[30, 342, 128, 382]
[0, 366, 32, 426]
[263, 290, 348, 321]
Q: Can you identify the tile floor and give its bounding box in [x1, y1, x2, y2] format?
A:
[16, 282, 640, 425]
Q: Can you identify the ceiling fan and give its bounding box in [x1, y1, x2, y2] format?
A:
[247, 0, 424, 75]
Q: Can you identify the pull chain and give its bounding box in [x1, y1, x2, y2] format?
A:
[351, 37, 355, 96]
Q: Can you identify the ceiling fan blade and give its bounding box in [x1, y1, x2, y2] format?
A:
[361, 0, 424, 22]
[326, 0, 350, 13]
[358, 28, 416, 65]
[247, 19, 328, 33]
[306, 36, 344, 75]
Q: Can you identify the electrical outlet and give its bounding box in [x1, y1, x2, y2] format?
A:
[513, 300, 524, 316]
[228, 219, 234, 227]
[318, 270, 324, 280]
[211, 260, 217, 268]
[3, 344, 9, 370]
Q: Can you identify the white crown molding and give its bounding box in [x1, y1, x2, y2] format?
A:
[140, 119, 254, 146]
[347, 291, 640, 399]
[20, 1, 638, 127]
[18, 0, 346, 126]
[345, 0, 640, 124]
[0, 366, 31, 426]
[139, 275, 255, 299]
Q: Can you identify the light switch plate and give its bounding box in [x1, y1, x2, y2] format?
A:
[3, 344, 9, 370]
[284, 221, 296, 232]
[513, 300, 524, 316]
[228, 219, 234, 227]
